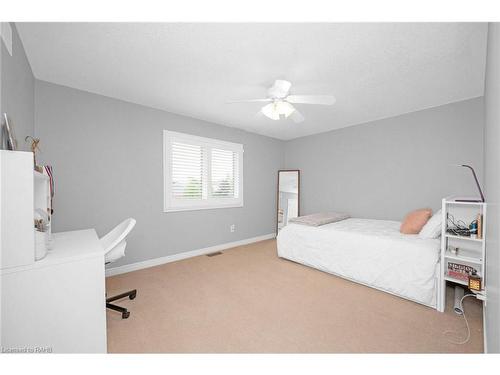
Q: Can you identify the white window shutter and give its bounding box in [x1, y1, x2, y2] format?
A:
[171, 141, 205, 200]
[164, 131, 243, 212]
[210, 148, 238, 199]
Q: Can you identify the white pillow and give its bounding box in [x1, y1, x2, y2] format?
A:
[419, 210, 442, 239]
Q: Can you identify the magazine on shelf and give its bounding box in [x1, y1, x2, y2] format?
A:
[447, 262, 477, 282]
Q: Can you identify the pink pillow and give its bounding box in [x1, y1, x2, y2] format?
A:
[400, 209, 433, 234]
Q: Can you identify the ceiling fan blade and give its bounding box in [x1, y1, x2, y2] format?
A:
[286, 95, 336, 105]
[290, 109, 305, 123]
[226, 98, 272, 104]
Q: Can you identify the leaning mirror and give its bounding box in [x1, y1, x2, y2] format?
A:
[277, 170, 300, 234]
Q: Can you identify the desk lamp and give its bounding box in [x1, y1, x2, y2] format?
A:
[454, 164, 485, 203]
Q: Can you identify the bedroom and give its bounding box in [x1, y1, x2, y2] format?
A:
[1, 0, 499, 371]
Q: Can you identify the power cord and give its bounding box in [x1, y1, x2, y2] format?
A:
[447, 214, 469, 230]
[443, 294, 476, 345]
[446, 214, 472, 236]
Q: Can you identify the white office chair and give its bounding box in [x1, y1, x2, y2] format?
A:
[101, 218, 137, 319]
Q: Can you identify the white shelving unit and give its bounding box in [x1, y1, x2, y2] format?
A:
[0, 150, 35, 269]
[1, 150, 107, 352]
[34, 169, 52, 233]
[438, 196, 487, 312]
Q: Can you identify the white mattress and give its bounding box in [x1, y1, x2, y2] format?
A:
[277, 218, 441, 307]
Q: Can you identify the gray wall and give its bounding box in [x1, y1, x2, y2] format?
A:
[284, 98, 485, 221]
[0, 23, 34, 151]
[484, 22, 500, 353]
[35, 80, 285, 267]
[35, 79, 485, 269]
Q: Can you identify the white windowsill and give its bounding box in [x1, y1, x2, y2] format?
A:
[164, 202, 244, 213]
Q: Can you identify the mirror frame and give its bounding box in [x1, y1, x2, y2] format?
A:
[276, 169, 300, 235]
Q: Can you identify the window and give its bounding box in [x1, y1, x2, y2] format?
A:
[163, 131, 243, 212]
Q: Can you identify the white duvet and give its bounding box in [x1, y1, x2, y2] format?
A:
[277, 218, 441, 307]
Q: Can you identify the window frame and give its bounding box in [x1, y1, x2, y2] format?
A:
[163, 130, 244, 212]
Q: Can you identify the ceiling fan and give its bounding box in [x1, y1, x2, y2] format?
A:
[227, 80, 336, 123]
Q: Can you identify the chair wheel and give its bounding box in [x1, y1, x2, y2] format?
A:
[122, 311, 130, 319]
[129, 291, 137, 300]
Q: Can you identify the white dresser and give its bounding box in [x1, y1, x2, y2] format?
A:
[0, 150, 107, 353]
[1, 230, 107, 353]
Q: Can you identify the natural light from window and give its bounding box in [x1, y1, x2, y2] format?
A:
[164, 131, 243, 211]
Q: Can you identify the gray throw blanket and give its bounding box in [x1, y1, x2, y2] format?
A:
[289, 212, 350, 227]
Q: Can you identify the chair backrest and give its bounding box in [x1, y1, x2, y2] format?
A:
[100, 218, 136, 256]
[105, 241, 127, 264]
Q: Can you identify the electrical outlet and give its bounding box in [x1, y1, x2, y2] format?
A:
[230, 224, 236, 233]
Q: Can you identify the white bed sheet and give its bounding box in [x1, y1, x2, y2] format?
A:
[277, 218, 441, 307]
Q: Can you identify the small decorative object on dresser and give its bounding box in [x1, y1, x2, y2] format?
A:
[25, 135, 43, 172]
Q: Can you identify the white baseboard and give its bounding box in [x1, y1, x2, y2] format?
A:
[105, 233, 276, 277]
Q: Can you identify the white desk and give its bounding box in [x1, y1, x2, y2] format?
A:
[0, 229, 107, 353]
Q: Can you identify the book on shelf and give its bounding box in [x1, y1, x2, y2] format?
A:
[447, 262, 477, 282]
[447, 270, 469, 282]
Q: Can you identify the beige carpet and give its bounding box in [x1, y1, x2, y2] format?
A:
[106, 239, 483, 353]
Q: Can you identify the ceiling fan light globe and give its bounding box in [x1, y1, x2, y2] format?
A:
[275, 101, 295, 117]
[261, 103, 280, 120]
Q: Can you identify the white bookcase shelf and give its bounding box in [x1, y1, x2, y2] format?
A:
[444, 233, 484, 243]
[444, 248, 483, 264]
[0, 151, 53, 269]
[438, 196, 486, 312]
[444, 199, 485, 207]
[444, 275, 469, 286]
[34, 169, 51, 217]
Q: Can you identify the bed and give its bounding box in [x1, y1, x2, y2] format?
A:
[277, 218, 441, 308]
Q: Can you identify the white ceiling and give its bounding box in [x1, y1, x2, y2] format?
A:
[17, 23, 488, 140]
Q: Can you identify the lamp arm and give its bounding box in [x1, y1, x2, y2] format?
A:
[461, 164, 485, 202]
